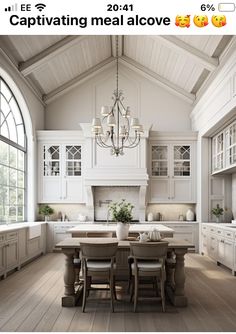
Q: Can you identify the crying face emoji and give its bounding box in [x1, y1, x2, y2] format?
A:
[211, 15, 226, 27]
[193, 15, 208, 28]
[175, 15, 190, 28]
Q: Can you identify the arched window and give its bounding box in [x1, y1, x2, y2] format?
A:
[0, 77, 26, 223]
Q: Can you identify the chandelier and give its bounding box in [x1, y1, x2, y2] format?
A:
[91, 36, 143, 157]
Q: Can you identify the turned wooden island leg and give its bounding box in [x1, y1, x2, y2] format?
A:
[62, 249, 82, 307]
[165, 247, 188, 307]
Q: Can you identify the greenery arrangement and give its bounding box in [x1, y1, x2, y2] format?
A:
[109, 199, 134, 224]
[39, 205, 54, 217]
[211, 204, 224, 218]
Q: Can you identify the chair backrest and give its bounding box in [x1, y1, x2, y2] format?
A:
[129, 241, 168, 260]
[80, 242, 118, 260]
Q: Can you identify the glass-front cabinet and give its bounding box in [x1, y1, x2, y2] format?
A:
[212, 119, 236, 174]
[38, 139, 84, 203]
[150, 143, 195, 203]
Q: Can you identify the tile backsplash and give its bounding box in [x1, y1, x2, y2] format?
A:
[146, 204, 196, 221]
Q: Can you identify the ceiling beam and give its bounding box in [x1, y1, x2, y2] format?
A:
[44, 56, 116, 104]
[153, 36, 218, 71]
[111, 35, 123, 57]
[19, 35, 87, 76]
[120, 55, 195, 103]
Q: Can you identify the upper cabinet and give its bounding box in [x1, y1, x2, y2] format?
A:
[37, 132, 85, 203]
[149, 134, 197, 203]
[212, 119, 236, 174]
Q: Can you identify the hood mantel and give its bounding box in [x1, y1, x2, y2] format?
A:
[80, 123, 150, 221]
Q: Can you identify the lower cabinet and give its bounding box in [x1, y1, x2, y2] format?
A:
[47, 223, 77, 251]
[0, 224, 46, 279]
[0, 231, 19, 279]
[163, 223, 199, 252]
[201, 223, 236, 276]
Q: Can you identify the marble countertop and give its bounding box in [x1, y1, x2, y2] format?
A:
[68, 223, 174, 235]
[0, 221, 46, 233]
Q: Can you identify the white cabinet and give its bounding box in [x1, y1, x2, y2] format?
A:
[149, 142, 195, 203]
[47, 223, 78, 251]
[212, 119, 236, 174]
[162, 223, 199, 252]
[201, 223, 236, 275]
[37, 132, 85, 203]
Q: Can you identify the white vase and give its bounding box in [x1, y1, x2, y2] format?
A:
[216, 216, 220, 223]
[116, 222, 130, 240]
[186, 208, 194, 221]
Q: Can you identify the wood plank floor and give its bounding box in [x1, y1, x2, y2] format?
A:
[0, 253, 236, 332]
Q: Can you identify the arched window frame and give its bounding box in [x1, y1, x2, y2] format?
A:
[0, 76, 27, 223]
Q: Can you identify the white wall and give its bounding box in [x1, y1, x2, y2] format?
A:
[232, 173, 236, 219]
[45, 64, 192, 131]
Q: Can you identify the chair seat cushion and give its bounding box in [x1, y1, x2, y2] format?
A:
[131, 261, 162, 272]
[87, 260, 116, 272]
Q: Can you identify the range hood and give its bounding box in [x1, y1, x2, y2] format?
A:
[80, 124, 149, 221]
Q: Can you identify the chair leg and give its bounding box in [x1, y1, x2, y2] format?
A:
[113, 275, 117, 301]
[110, 273, 114, 312]
[82, 269, 87, 312]
[130, 276, 134, 302]
[160, 277, 165, 313]
[134, 273, 138, 312]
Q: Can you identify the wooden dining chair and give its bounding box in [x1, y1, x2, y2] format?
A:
[80, 242, 118, 312]
[129, 241, 169, 312]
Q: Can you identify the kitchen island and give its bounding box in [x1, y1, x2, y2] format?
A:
[56, 236, 194, 308]
[67, 223, 174, 238]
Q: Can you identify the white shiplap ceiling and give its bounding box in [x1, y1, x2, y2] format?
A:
[0, 35, 234, 105]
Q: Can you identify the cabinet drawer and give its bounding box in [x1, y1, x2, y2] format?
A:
[224, 230, 234, 239]
[0, 234, 5, 244]
[172, 226, 193, 232]
[208, 226, 216, 234]
[216, 229, 223, 236]
[6, 232, 18, 241]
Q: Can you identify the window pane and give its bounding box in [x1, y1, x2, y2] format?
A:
[7, 112, 17, 143]
[1, 80, 12, 102]
[0, 95, 11, 117]
[9, 98, 22, 125]
[9, 188, 16, 205]
[17, 188, 24, 205]
[17, 124, 25, 147]
[0, 186, 8, 205]
[17, 206, 24, 221]
[9, 146, 17, 168]
[1, 121, 9, 139]
[9, 168, 17, 187]
[18, 150, 24, 171]
[0, 165, 8, 185]
[0, 140, 9, 164]
[17, 171, 24, 188]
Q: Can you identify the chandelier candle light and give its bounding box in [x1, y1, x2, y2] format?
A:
[91, 36, 143, 157]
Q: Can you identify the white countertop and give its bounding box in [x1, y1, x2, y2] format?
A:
[0, 221, 46, 233]
[68, 223, 174, 234]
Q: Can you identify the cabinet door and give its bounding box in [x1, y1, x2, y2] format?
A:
[201, 232, 208, 255]
[63, 178, 84, 202]
[27, 237, 41, 257]
[208, 235, 217, 259]
[172, 179, 193, 202]
[224, 240, 234, 268]
[5, 240, 18, 269]
[151, 145, 169, 177]
[0, 245, 5, 273]
[150, 179, 170, 202]
[42, 177, 62, 202]
[217, 237, 225, 263]
[18, 229, 27, 261]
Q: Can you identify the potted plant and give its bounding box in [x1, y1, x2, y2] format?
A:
[109, 199, 134, 240]
[211, 204, 224, 223]
[39, 205, 54, 222]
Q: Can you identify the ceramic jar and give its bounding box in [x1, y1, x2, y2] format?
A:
[186, 208, 195, 221]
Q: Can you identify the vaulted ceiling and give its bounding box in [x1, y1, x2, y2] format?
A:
[0, 35, 234, 105]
